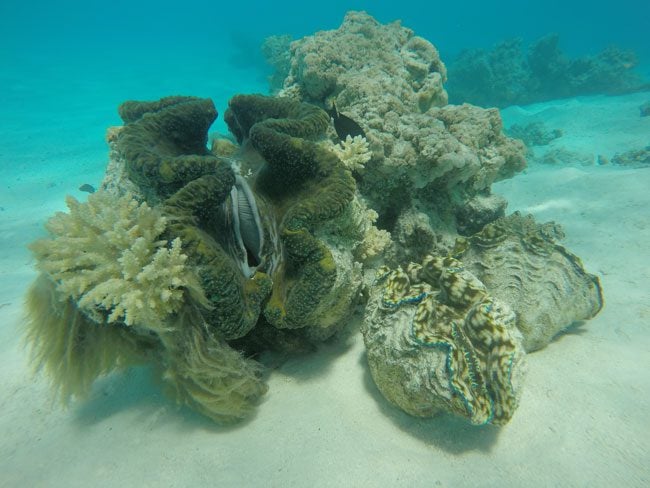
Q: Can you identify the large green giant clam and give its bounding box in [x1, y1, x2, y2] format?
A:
[23, 94, 362, 423]
[115, 94, 360, 343]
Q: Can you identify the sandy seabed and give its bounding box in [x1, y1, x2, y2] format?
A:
[1, 90, 649, 487]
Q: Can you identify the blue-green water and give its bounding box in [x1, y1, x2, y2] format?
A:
[1, 0, 648, 160]
[1, 2, 649, 487]
[2, 0, 648, 176]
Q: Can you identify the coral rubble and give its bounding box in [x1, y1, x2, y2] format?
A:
[506, 121, 563, 147]
[611, 146, 650, 167]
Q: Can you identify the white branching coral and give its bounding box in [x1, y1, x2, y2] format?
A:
[318, 193, 392, 264]
[333, 135, 372, 172]
[77, 237, 195, 327]
[356, 208, 392, 262]
[30, 191, 207, 330]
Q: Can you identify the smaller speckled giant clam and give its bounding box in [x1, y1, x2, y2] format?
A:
[362, 255, 527, 425]
[452, 212, 604, 352]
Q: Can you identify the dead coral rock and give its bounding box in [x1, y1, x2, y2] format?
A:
[284, 11, 447, 108]
[455, 193, 508, 236]
[275, 11, 526, 249]
[611, 147, 650, 167]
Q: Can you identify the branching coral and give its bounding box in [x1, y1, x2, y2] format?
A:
[332, 135, 372, 172]
[25, 188, 267, 422]
[317, 194, 392, 264]
[30, 191, 207, 330]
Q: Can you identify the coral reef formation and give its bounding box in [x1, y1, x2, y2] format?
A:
[274, 11, 526, 261]
[25, 11, 605, 428]
[447, 34, 648, 108]
[452, 213, 604, 352]
[611, 146, 650, 167]
[362, 255, 526, 425]
[506, 122, 563, 147]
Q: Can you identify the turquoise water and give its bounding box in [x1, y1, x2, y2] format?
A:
[1, 2, 649, 487]
[1, 0, 648, 166]
[2, 0, 648, 179]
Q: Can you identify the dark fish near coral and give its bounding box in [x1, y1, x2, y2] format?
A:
[78, 183, 96, 193]
[327, 101, 366, 140]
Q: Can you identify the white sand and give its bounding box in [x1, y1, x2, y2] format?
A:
[1, 92, 649, 487]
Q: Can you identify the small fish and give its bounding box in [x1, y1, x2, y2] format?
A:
[327, 101, 366, 141]
[79, 183, 96, 193]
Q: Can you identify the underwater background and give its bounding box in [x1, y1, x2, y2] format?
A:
[1, 1, 649, 487]
[1, 0, 648, 166]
